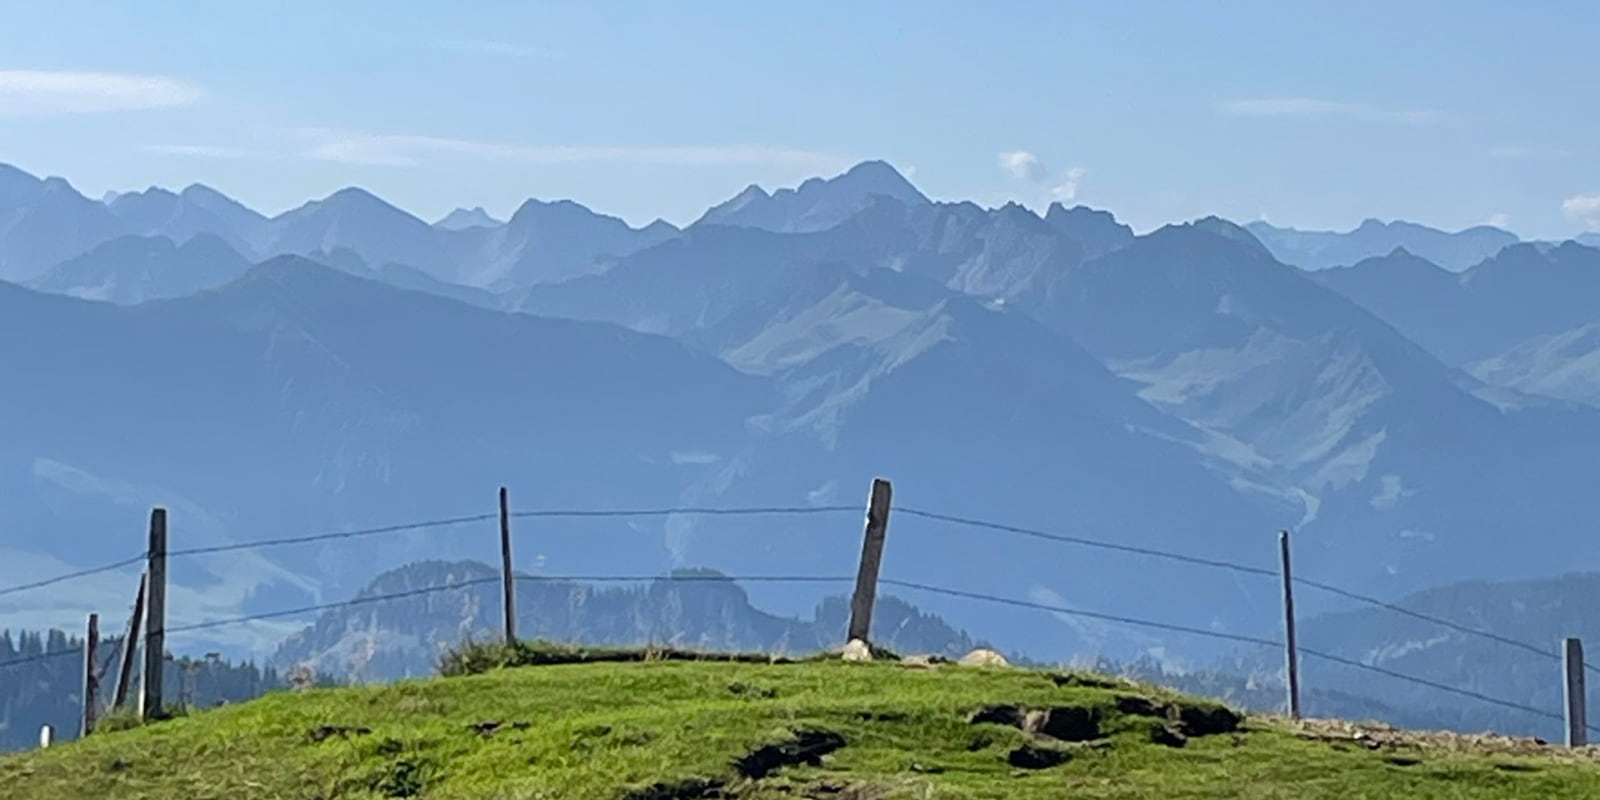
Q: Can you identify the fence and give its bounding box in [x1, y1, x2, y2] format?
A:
[2, 477, 1595, 750]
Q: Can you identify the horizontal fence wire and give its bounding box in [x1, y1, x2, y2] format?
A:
[895, 506, 1598, 676]
[2, 500, 1595, 730]
[0, 554, 146, 599]
[0, 646, 84, 671]
[894, 507, 1279, 578]
[508, 505, 859, 519]
[167, 513, 499, 558]
[880, 578, 1599, 734]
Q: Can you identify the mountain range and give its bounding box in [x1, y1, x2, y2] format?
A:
[7, 158, 1600, 739]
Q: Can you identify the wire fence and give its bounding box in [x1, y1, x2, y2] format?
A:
[1, 497, 1594, 737]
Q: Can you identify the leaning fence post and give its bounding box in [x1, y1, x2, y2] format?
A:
[1564, 637, 1588, 747]
[140, 508, 168, 720]
[499, 486, 516, 644]
[82, 613, 100, 737]
[846, 478, 893, 645]
[1279, 530, 1302, 720]
[113, 574, 147, 711]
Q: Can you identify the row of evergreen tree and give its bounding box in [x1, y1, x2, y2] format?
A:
[0, 629, 288, 753]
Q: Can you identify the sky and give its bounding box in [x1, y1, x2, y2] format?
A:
[0, 0, 1596, 238]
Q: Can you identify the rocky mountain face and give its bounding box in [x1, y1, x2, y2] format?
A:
[269, 561, 984, 682]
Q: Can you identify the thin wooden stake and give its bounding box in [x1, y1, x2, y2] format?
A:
[1279, 530, 1302, 720]
[140, 508, 168, 720]
[1564, 637, 1588, 747]
[499, 486, 516, 644]
[113, 574, 147, 711]
[81, 613, 99, 737]
[847, 478, 893, 645]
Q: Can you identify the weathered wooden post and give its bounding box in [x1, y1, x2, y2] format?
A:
[846, 478, 893, 645]
[1564, 637, 1588, 747]
[113, 574, 147, 710]
[82, 613, 99, 737]
[1279, 530, 1302, 720]
[140, 508, 168, 720]
[499, 486, 516, 644]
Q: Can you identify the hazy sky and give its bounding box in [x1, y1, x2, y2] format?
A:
[1, 0, 1596, 238]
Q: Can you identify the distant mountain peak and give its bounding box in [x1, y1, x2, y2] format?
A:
[434, 206, 503, 231]
[1249, 216, 1520, 272]
[832, 159, 926, 203]
[693, 160, 927, 234]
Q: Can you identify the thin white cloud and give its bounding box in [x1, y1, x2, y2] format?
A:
[1484, 212, 1511, 229]
[140, 143, 259, 159]
[435, 39, 562, 59]
[1220, 97, 1438, 124]
[285, 128, 852, 171]
[1563, 194, 1600, 231]
[998, 150, 1049, 182]
[1489, 146, 1573, 159]
[1053, 166, 1085, 202]
[0, 69, 201, 116]
[998, 150, 1086, 204]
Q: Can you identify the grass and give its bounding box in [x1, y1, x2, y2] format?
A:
[4, 650, 1600, 799]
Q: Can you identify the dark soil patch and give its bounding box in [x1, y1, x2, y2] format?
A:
[1150, 723, 1188, 748]
[1007, 743, 1071, 769]
[734, 729, 847, 779]
[308, 725, 372, 743]
[621, 778, 728, 800]
[968, 704, 1102, 742]
[1173, 703, 1243, 736]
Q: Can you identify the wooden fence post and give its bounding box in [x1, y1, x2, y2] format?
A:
[113, 574, 147, 711]
[1279, 530, 1302, 720]
[846, 478, 893, 644]
[499, 486, 516, 644]
[81, 613, 99, 737]
[1564, 637, 1588, 747]
[140, 508, 168, 720]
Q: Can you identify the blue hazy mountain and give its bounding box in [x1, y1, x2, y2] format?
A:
[1315, 241, 1600, 367]
[0, 259, 773, 645]
[269, 561, 985, 682]
[1026, 220, 1600, 603]
[1043, 202, 1135, 259]
[0, 165, 122, 283]
[27, 233, 253, 304]
[433, 206, 503, 231]
[694, 159, 929, 233]
[0, 163, 681, 296]
[446, 198, 681, 291]
[106, 184, 271, 258]
[1469, 322, 1600, 407]
[15, 159, 1600, 697]
[1246, 218, 1519, 272]
[1223, 570, 1600, 742]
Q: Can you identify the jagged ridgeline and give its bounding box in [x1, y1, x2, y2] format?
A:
[0, 631, 285, 753]
[270, 560, 986, 682]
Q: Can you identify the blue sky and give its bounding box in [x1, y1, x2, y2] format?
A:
[1, 0, 1596, 238]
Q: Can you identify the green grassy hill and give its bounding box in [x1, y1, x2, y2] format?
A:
[4, 649, 1598, 799]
